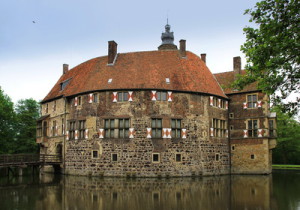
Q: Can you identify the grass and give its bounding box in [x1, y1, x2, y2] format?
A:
[273, 164, 300, 170]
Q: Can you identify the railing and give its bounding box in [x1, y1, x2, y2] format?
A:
[0, 154, 62, 167]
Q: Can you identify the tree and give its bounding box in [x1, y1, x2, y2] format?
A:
[234, 0, 300, 115]
[0, 87, 16, 154]
[14, 99, 40, 153]
[272, 106, 300, 164]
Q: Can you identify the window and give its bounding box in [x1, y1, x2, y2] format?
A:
[175, 154, 182, 162]
[78, 97, 82, 106]
[37, 122, 42, 137]
[229, 113, 234, 119]
[79, 120, 86, 139]
[171, 119, 181, 138]
[61, 119, 64, 135]
[215, 154, 220, 161]
[230, 125, 234, 130]
[69, 121, 76, 140]
[46, 104, 48, 114]
[118, 92, 128, 102]
[112, 153, 118, 162]
[53, 101, 56, 111]
[118, 118, 130, 138]
[231, 145, 235, 151]
[248, 120, 258, 137]
[105, 119, 115, 138]
[269, 120, 275, 137]
[104, 119, 130, 138]
[151, 118, 162, 138]
[43, 121, 48, 137]
[156, 91, 167, 101]
[251, 154, 255, 159]
[212, 119, 227, 137]
[60, 79, 71, 91]
[247, 94, 257, 108]
[93, 93, 98, 103]
[52, 120, 56, 136]
[92, 151, 98, 158]
[152, 153, 160, 163]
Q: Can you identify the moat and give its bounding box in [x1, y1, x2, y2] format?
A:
[0, 171, 299, 210]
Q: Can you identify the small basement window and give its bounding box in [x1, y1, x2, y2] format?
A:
[215, 154, 220, 161]
[152, 153, 160, 163]
[112, 153, 118, 162]
[175, 154, 182, 162]
[92, 151, 98, 158]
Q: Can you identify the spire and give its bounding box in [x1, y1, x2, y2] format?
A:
[158, 21, 177, 50]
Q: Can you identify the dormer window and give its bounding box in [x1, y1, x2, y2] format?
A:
[60, 79, 71, 91]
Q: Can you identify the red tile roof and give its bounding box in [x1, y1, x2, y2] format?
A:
[214, 70, 259, 94]
[42, 50, 227, 102]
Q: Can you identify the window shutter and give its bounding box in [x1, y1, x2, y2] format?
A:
[210, 96, 214, 106]
[66, 131, 69, 140]
[163, 128, 171, 138]
[243, 130, 248, 138]
[74, 97, 78, 106]
[182, 129, 187, 138]
[99, 129, 104, 138]
[147, 128, 152, 138]
[167, 128, 172, 138]
[129, 128, 134, 138]
[226, 101, 228, 109]
[55, 126, 58, 136]
[210, 128, 214, 137]
[128, 91, 133, 102]
[50, 127, 53, 137]
[167, 91, 172, 102]
[218, 99, 221, 108]
[243, 102, 248, 109]
[226, 130, 228, 138]
[112, 92, 118, 102]
[151, 91, 157, 101]
[85, 129, 89, 139]
[258, 129, 263, 137]
[257, 101, 262, 108]
[89, 94, 93, 103]
[62, 124, 65, 135]
[75, 130, 78, 140]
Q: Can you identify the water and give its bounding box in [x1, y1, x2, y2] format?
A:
[0, 171, 299, 210]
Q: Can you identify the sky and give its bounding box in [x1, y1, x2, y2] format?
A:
[0, 0, 258, 103]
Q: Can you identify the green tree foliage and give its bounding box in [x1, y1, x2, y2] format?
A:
[234, 0, 300, 115]
[14, 99, 40, 153]
[0, 87, 40, 154]
[0, 87, 16, 154]
[272, 106, 300, 164]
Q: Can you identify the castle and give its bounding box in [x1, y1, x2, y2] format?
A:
[36, 24, 277, 177]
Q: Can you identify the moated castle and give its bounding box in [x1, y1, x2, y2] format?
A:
[36, 24, 277, 177]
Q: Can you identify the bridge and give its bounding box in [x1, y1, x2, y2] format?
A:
[0, 154, 62, 176]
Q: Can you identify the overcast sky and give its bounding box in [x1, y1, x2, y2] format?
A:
[0, 0, 258, 103]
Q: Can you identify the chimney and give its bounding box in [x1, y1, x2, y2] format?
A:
[63, 64, 69, 74]
[201, 54, 206, 63]
[108, 41, 118, 65]
[233, 56, 241, 79]
[179, 40, 186, 57]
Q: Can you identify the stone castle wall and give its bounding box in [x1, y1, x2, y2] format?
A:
[63, 91, 230, 177]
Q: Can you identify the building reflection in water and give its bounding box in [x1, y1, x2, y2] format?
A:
[0, 174, 281, 210]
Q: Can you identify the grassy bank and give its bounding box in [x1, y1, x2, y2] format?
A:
[273, 165, 300, 170]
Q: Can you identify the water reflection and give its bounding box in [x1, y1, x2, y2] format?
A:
[0, 171, 300, 210]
